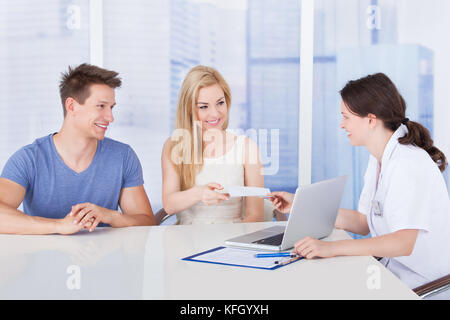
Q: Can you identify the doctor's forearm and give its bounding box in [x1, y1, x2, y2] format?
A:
[332, 230, 418, 258]
[335, 209, 370, 236]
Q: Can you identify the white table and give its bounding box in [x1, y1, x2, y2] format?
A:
[0, 221, 418, 299]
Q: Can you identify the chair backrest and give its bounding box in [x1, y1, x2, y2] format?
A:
[413, 274, 450, 299]
[154, 208, 176, 225]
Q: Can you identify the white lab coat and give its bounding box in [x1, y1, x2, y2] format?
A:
[358, 124, 450, 292]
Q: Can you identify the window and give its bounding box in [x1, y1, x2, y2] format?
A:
[2, 0, 447, 219]
[0, 0, 90, 169]
[312, 0, 450, 238]
[103, 0, 301, 210]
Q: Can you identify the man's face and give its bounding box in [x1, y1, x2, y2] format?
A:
[71, 83, 115, 140]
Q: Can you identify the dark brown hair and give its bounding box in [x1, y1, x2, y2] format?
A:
[59, 63, 122, 117]
[340, 73, 447, 172]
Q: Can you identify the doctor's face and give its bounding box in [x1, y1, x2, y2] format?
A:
[340, 100, 370, 146]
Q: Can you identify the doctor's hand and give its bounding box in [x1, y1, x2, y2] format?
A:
[197, 183, 230, 206]
[70, 203, 114, 232]
[293, 237, 336, 259]
[267, 191, 294, 213]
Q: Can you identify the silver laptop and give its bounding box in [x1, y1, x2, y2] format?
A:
[224, 175, 347, 251]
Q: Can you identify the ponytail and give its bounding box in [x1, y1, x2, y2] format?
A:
[399, 121, 448, 172]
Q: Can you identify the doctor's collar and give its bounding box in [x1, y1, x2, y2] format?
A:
[380, 125, 408, 165]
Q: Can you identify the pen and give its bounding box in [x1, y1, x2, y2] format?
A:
[255, 252, 297, 258]
[274, 256, 302, 265]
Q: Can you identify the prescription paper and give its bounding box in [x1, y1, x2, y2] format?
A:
[218, 186, 271, 198]
[183, 246, 300, 270]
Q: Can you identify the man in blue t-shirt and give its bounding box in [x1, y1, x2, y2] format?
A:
[0, 63, 155, 234]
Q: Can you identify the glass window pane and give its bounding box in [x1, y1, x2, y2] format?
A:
[104, 0, 301, 210]
[312, 0, 450, 238]
[0, 0, 90, 170]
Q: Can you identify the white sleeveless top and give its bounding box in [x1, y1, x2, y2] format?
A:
[176, 135, 246, 224]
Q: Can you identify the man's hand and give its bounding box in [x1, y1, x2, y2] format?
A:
[56, 212, 95, 235]
[70, 203, 114, 232]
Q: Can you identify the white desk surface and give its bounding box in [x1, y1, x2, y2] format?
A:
[0, 221, 418, 300]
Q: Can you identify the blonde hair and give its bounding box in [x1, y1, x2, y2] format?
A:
[170, 65, 232, 190]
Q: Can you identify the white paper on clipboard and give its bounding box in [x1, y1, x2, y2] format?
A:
[182, 246, 301, 270]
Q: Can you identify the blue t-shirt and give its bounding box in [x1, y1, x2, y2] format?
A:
[0, 134, 144, 223]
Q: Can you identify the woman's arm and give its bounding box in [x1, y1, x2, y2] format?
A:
[161, 139, 229, 215]
[335, 208, 370, 236]
[293, 229, 419, 259]
[242, 137, 264, 222]
[333, 229, 419, 257]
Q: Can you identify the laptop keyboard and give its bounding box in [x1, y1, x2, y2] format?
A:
[252, 233, 284, 246]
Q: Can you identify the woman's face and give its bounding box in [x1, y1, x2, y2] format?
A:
[340, 100, 371, 146]
[195, 84, 228, 131]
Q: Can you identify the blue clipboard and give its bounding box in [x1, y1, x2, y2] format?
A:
[182, 246, 303, 270]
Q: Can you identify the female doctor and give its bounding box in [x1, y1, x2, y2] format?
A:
[269, 73, 450, 291]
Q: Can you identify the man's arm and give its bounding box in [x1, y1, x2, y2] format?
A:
[114, 185, 155, 226]
[72, 185, 155, 230]
[0, 178, 84, 235]
[0, 177, 54, 234]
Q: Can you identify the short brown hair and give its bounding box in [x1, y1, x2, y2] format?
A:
[59, 63, 122, 117]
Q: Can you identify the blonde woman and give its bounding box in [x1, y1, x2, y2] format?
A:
[161, 65, 264, 224]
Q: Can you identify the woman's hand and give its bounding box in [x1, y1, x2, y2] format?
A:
[267, 191, 295, 213]
[293, 236, 336, 259]
[198, 183, 230, 205]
